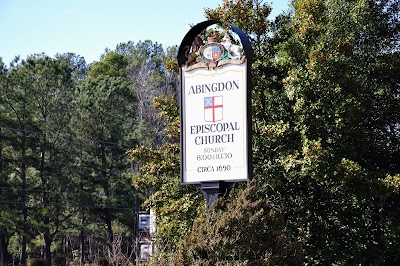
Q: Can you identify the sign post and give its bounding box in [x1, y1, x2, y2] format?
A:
[178, 20, 253, 209]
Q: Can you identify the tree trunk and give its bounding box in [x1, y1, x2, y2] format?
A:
[40, 140, 52, 266]
[0, 130, 10, 266]
[44, 230, 52, 266]
[80, 225, 85, 265]
[20, 235, 27, 266]
[106, 216, 114, 249]
[20, 130, 28, 266]
[0, 230, 10, 266]
[78, 145, 86, 266]
[101, 143, 114, 247]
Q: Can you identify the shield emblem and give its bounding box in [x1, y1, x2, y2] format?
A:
[201, 43, 224, 62]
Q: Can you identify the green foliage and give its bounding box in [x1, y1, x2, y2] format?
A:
[171, 182, 301, 266]
[383, 174, 400, 192]
[88, 51, 128, 78]
[270, 0, 400, 264]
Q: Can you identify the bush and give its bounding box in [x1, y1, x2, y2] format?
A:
[170, 181, 302, 266]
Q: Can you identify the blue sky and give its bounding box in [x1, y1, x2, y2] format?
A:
[0, 0, 290, 65]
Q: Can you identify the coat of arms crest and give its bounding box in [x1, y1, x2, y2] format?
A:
[182, 31, 246, 71]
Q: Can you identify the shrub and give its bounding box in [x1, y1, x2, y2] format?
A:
[170, 181, 302, 265]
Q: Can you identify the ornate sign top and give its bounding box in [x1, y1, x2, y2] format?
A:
[182, 32, 246, 72]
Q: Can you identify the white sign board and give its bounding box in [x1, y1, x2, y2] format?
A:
[181, 63, 249, 184]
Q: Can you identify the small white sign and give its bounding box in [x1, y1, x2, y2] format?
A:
[181, 63, 249, 184]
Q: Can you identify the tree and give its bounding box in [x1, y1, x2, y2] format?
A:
[88, 51, 128, 78]
[270, 0, 400, 263]
[0, 58, 14, 266]
[119, 40, 178, 147]
[0, 54, 79, 265]
[1, 56, 43, 265]
[72, 51, 137, 256]
[27, 54, 76, 266]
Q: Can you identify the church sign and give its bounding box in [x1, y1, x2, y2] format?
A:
[178, 20, 253, 185]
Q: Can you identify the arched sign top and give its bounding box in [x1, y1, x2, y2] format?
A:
[177, 20, 253, 67]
